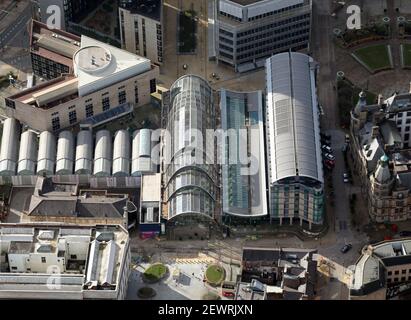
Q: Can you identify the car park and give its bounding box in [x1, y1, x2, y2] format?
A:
[341, 244, 352, 253]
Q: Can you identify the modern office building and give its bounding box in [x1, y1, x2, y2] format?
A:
[119, 0, 163, 65]
[350, 239, 411, 300]
[266, 52, 324, 230]
[5, 22, 159, 132]
[350, 89, 411, 223]
[161, 75, 219, 225]
[0, 223, 130, 299]
[30, 20, 81, 80]
[35, 0, 101, 30]
[220, 89, 268, 221]
[215, 0, 312, 72]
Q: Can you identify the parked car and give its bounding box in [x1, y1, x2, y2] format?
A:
[322, 145, 333, 153]
[324, 159, 335, 167]
[343, 173, 350, 183]
[399, 231, 411, 237]
[324, 153, 335, 161]
[345, 134, 350, 143]
[341, 244, 352, 253]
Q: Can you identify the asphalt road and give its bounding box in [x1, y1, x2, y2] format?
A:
[0, 3, 32, 50]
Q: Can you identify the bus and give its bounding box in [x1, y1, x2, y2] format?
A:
[221, 281, 236, 298]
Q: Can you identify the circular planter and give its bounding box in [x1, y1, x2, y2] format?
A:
[202, 292, 221, 300]
[205, 265, 225, 286]
[143, 263, 168, 284]
[137, 287, 156, 299]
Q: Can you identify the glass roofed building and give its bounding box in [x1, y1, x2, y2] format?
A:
[220, 89, 268, 222]
[162, 75, 219, 224]
[265, 52, 324, 230]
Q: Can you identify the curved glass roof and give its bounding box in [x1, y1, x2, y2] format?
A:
[266, 52, 323, 184]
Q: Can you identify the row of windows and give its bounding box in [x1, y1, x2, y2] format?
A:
[237, 13, 310, 37]
[237, 35, 309, 60]
[236, 21, 311, 45]
[46, 78, 156, 131]
[236, 29, 309, 53]
[247, 3, 305, 21]
[219, 11, 242, 22]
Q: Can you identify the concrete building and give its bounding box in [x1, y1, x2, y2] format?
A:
[350, 239, 411, 300]
[5, 21, 159, 132]
[161, 75, 219, 226]
[237, 247, 318, 300]
[119, 0, 163, 65]
[350, 89, 411, 223]
[30, 20, 81, 80]
[220, 89, 268, 222]
[139, 173, 162, 238]
[0, 223, 130, 299]
[17, 176, 136, 228]
[215, 0, 312, 72]
[265, 52, 324, 230]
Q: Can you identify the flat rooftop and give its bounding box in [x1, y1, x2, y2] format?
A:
[0, 223, 129, 292]
[141, 173, 161, 202]
[119, 0, 162, 21]
[30, 20, 81, 68]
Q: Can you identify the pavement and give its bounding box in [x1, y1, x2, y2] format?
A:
[126, 254, 234, 300]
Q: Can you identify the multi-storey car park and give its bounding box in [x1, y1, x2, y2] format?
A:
[266, 52, 324, 230]
[215, 0, 312, 72]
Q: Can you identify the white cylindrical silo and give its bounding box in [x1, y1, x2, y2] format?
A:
[56, 130, 74, 175]
[75, 130, 93, 175]
[0, 118, 20, 176]
[131, 129, 152, 176]
[17, 130, 38, 175]
[37, 131, 56, 176]
[112, 130, 130, 177]
[93, 130, 112, 176]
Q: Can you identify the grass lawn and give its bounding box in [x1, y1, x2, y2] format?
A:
[144, 263, 167, 281]
[403, 44, 411, 67]
[353, 45, 392, 71]
[178, 11, 197, 53]
[205, 265, 225, 285]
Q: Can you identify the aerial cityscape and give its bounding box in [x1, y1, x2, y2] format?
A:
[1, 0, 411, 305]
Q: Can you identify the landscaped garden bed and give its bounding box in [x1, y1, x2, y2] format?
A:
[205, 265, 225, 286]
[143, 263, 168, 283]
[401, 43, 411, 68]
[178, 10, 197, 54]
[352, 44, 393, 73]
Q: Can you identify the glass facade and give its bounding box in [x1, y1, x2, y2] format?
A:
[164, 75, 218, 220]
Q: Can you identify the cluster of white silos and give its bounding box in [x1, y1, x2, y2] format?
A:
[0, 118, 158, 177]
[131, 128, 158, 176]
